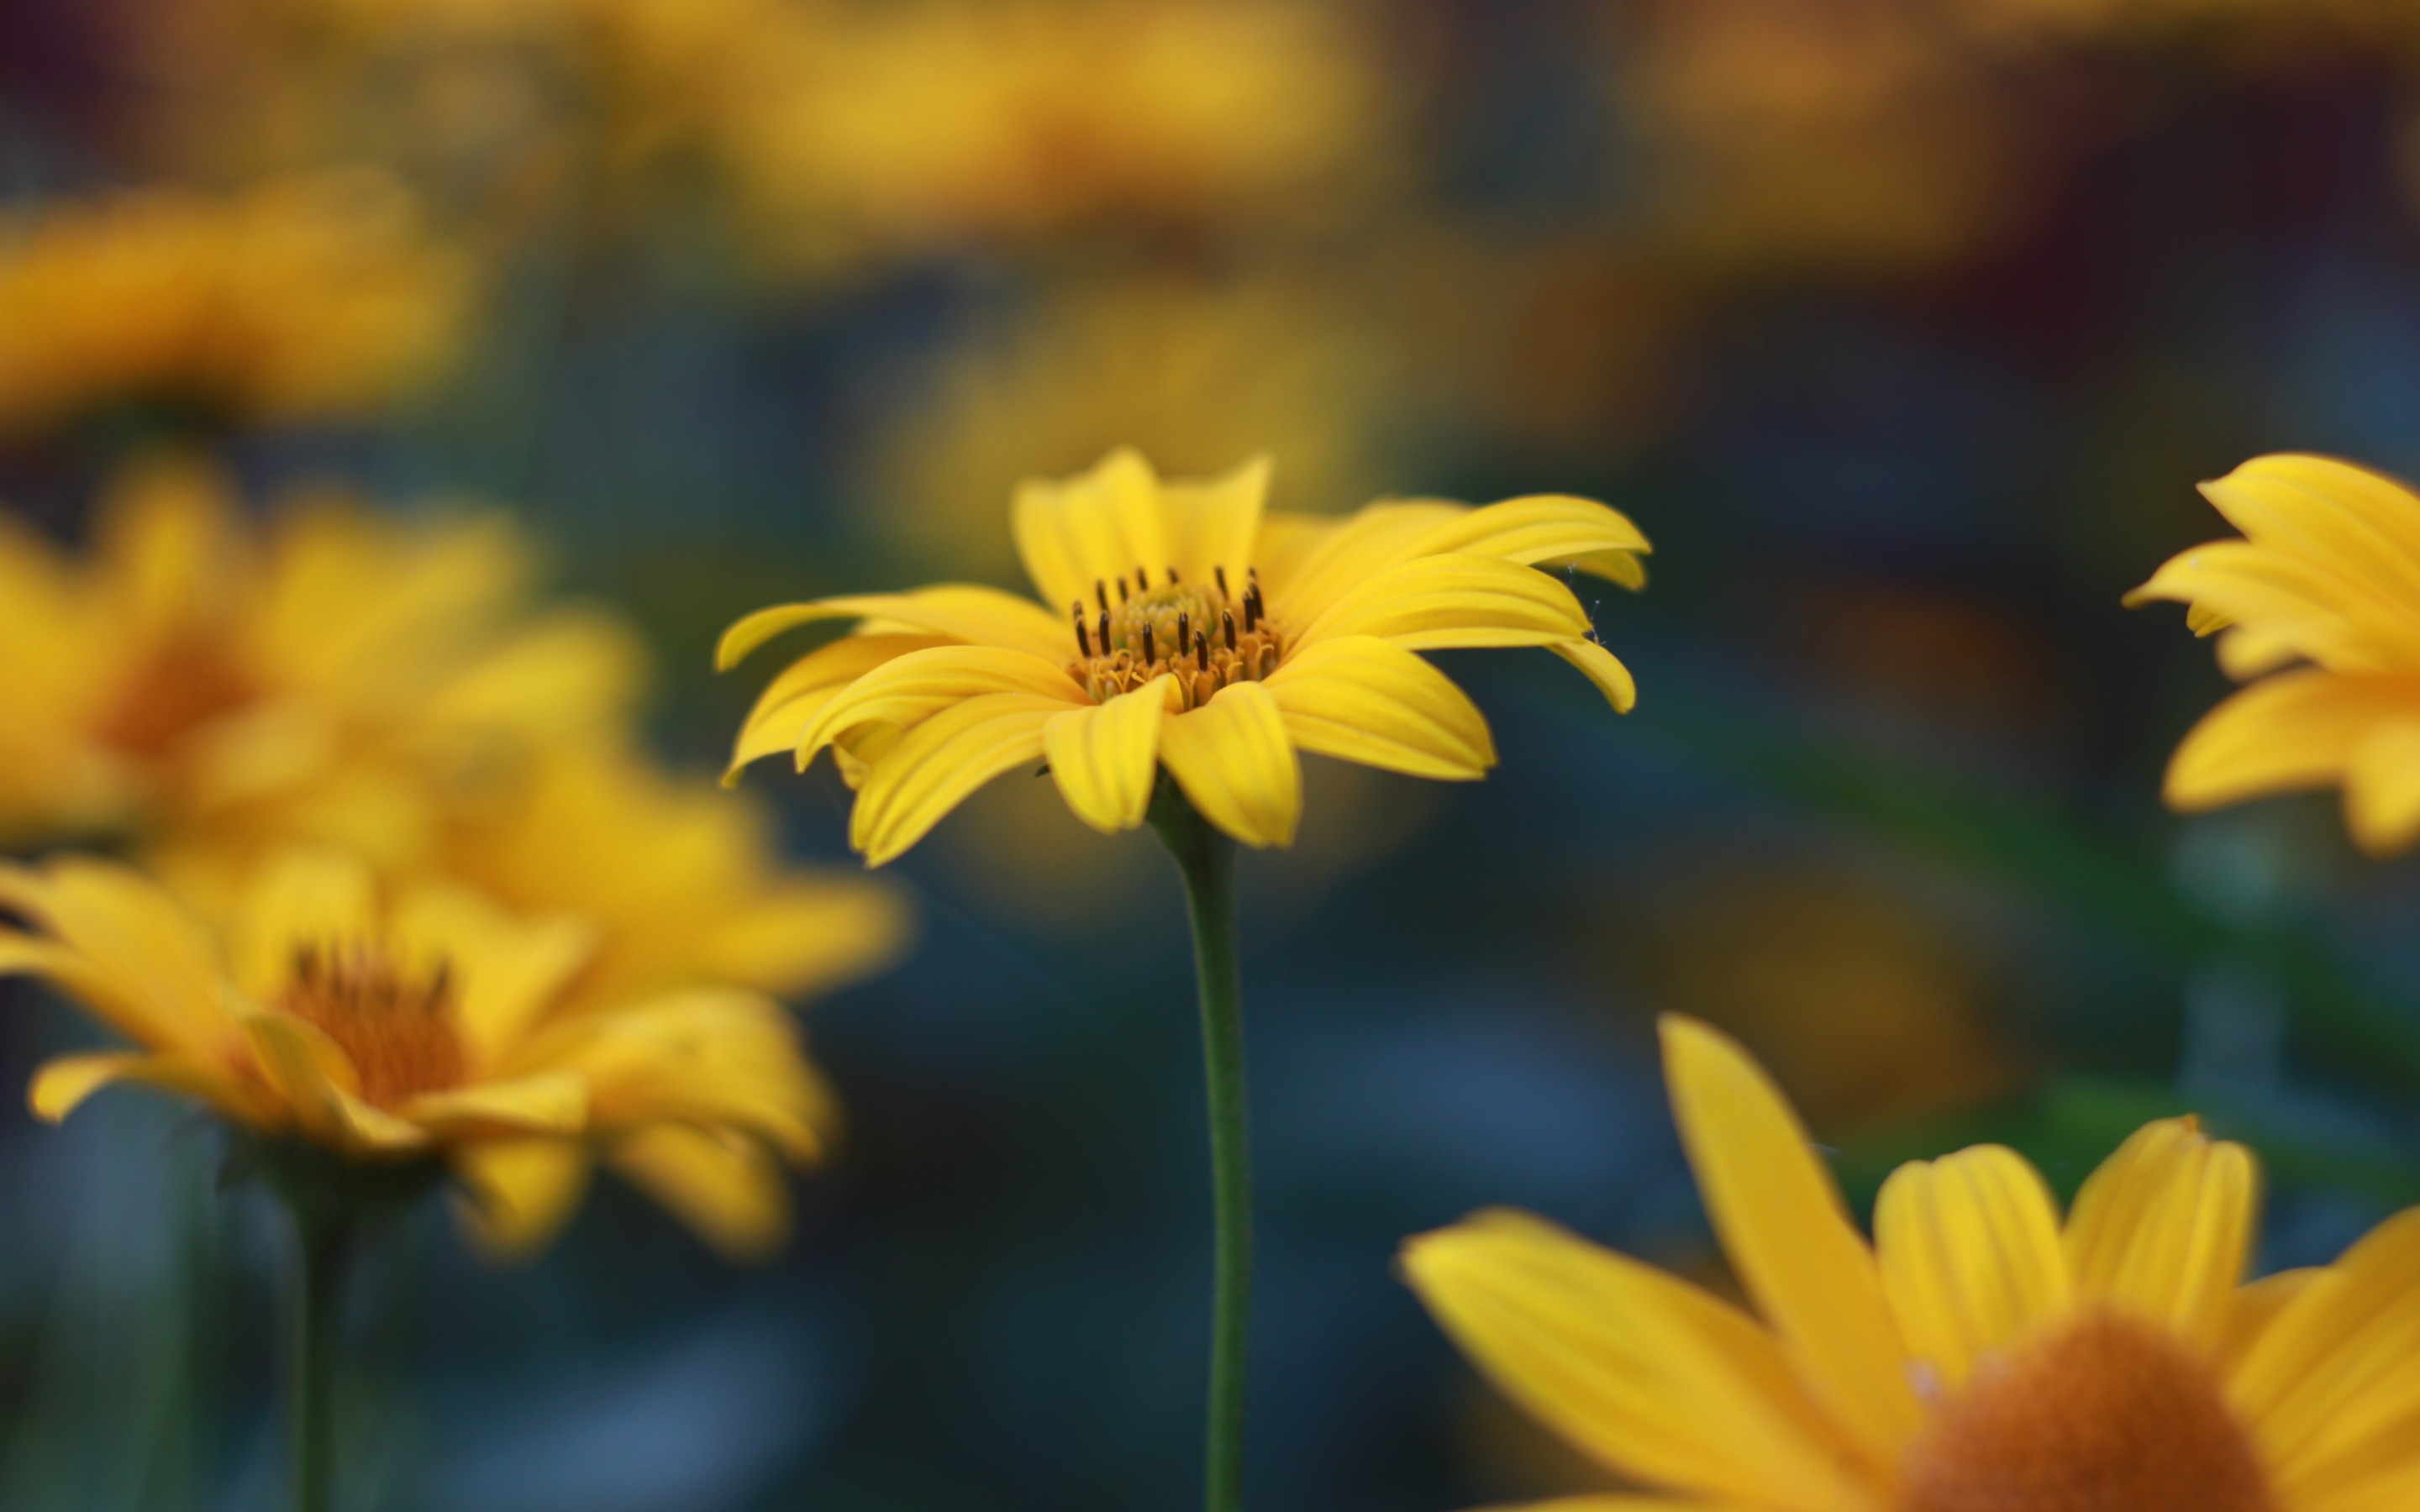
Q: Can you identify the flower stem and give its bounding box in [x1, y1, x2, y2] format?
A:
[1151, 785, 1251, 1512]
[287, 1200, 353, 1512]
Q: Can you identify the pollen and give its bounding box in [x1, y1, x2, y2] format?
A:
[1897, 1311, 2275, 1512]
[1067, 564, 1281, 708]
[281, 942, 466, 1108]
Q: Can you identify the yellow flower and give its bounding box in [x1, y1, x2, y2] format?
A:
[721, 449, 1647, 864]
[0, 171, 469, 436]
[0, 451, 640, 864]
[2128, 453, 2420, 854]
[436, 742, 912, 1011]
[0, 849, 833, 1258]
[1405, 1015, 2420, 1511]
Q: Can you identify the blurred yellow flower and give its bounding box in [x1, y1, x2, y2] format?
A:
[0, 171, 470, 437]
[1407, 1014, 2420, 1511]
[0, 849, 832, 1257]
[0, 453, 640, 864]
[722, 449, 1646, 863]
[437, 743, 912, 1011]
[2128, 454, 2420, 854]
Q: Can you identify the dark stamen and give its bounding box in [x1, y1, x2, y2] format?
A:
[1177, 611, 1190, 651]
[1135, 564, 1150, 591]
[1098, 610, 1111, 654]
[1118, 575, 1130, 604]
[1139, 624, 1155, 663]
[1073, 604, 1091, 656]
[1166, 565, 1181, 584]
[1242, 591, 1259, 633]
[1222, 609, 1237, 649]
[1215, 565, 1230, 598]
[1095, 580, 1110, 612]
[1195, 633, 1209, 671]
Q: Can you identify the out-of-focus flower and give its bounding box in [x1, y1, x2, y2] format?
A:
[1407, 1014, 2420, 1510]
[0, 453, 639, 864]
[0, 172, 471, 438]
[2129, 453, 2420, 855]
[437, 743, 911, 1011]
[0, 849, 832, 1257]
[720, 449, 1645, 862]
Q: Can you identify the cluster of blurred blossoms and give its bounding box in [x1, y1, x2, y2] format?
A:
[0, 449, 907, 1259]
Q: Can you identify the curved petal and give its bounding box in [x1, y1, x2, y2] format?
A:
[1402, 1209, 1884, 1509]
[1263, 635, 1496, 780]
[697, 877, 913, 1001]
[716, 585, 1069, 669]
[1254, 501, 1468, 626]
[1551, 638, 1639, 713]
[2344, 718, 2420, 854]
[1660, 1015, 1923, 1462]
[1875, 1144, 2070, 1390]
[29, 1050, 269, 1126]
[228, 847, 377, 1002]
[796, 645, 1083, 770]
[241, 1011, 429, 1153]
[451, 1138, 593, 1260]
[2219, 1268, 2321, 1378]
[386, 882, 593, 1068]
[1045, 675, 1177, 834]
[1297, 554, 1592, 652]
[2064, 1116, 2256, 1354]
[727, 633, 945, 780]
[1012, 449, 1174, 617]
[2199, 455, 2420, 609]
[2128, 540, 2420, 675]
[610, 1125, 792, 1262]
[399, 1071, 586, 1138]
[849, 691, 1064, 866]
[1158, 681, 1302, 848]
[1402, 494, 1652, 570]
[0, 857, 236, 1058]
[1160, 456, 1270, 592]
[2164, 670, 2412, 813]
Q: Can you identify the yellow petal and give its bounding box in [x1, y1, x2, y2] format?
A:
[697, 878, 913, 1002]
[1045, 675, 1177, 834]
[1011, 448, 1174, 618]
[1660, 1015, 1923, 1460]
[1158, 680, 1302, 848]
[1551, 638, 1639, 713]
[1263, 635, 1496, 780]
[2064, 1116, 2256, 1353]
[2199, 454, 2420, 609]
[1402, 1209, 1882, 1509]
[1159, 455, 1270, 591]
[1299, 553, 1591, 651]
[2344, 719, 2420, 854]
[386, 882, 593, 1067]
[2128, 540, 2420, 674]
[2163, 669, 2409, 811]
[1403, 494, 1652, 569]
[848, 691, 1063, 865]
[399, 1072, 587, 1137]
[716, 584, 1069, 669]
[1874, 1145, 2070, 1389]
[1255, 500, 1469, 626]
[2218, 1268, 2320, 1378]
[610, 1125, 792, 1262]
[2231, 1208, 2420, 1502]
[0, 857, 236, 1058]
[240, 1011, 429, 1153]
[794, 644, 1083, 770]
[28, 1051, 266, 1126]
[451, 1138, 592, 1261]
[228, 847, 377, 1001]
[727, 633, 944, 780]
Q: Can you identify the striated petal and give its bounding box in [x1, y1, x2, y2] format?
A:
[716, 585, 1069, 669]
[610, 1125, 792, 1261]
[1299, 554, 1592, 652]
[0, 857, 237, 1058]
[848, 691, 1064, 865]
[2065, 1117, 2256, 1354]
[2128, 540, 2420, 675]
[1552, 638, 1639, 713]
[794, 644, 1082, 770]
[1158, 681, 1302, 848]
[1045, 675, 1177, 834]
[2199, 455, 2420, 612]
[29, 1051, 267, 1126]
[400, 1072, 586, 1137]
[242, 1011, 430, 1153]
[1403, 1209, 1885, 1509]
[1660, 1016, 1923, 1462]
[1012, 449, 1175, 616]
[1263, 635, 1496, 780]
[1255, 501, 1469, 625]
[1402, 494, 1652, 570]
[2218, 1268, 2321, 1378]
[2163, 670, 2412, 812]
[727, 633, 944, 780]
[1159, 455, 1270, 591]
[1875, 1145, 2070, 1390]
[451, 1138, 592, 1260]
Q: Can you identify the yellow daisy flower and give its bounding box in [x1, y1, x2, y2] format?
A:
[0, 451, 639, 864]
[720, 448, 1647, 864]
[0, 171, 468, 437]
[0, 849, 832, 1259]
[1406, 1014, 2420, 1512]
[2128, 453, 2420, 854]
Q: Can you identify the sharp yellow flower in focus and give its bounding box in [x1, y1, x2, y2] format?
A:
[720, 449, 1647, 864]
[0, 452, 640, 864]
[0, 171, 469, 437]
[2128, 453, 2420, 854]
[1406, 1014, 2420, 1511]
[0, 849, 834, 1260]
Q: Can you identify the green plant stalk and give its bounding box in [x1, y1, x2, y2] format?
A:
[1151, 785, 1251, 1512]
[287, 1200, 352, 1512]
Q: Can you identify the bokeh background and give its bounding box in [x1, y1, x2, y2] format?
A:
[9, 1, 2420, 1507]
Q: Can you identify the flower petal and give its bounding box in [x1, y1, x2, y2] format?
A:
[849, 691, 1064, 865]
[1402, 493, 1652, 570]
[0, 857, 236, 1058]
[400, 1072, 587, 1137]
[727, 633, 945, 780]
[2198, 455, 2420, 610]
[29, 1050, 266, 1125]
[716, 584, 1069, 669]
[451, 1138, 592, 1260]
[1255, 501, 1468, 625]
[2064, 1116, 2256, 1354]
[386, 882, 594, 1068]
[796, 644, 1083, 771]
[1875, 1144, 2070, 1390]
[1158, 680, 1302, 848]
[1045, 675, 1177, 834]
[227, 847, 377, 1002]
[1298, 554, 1592, 651]
[1660, 1015, 1923, 1461]
[610, 1125, 792, 1261]
[2344, 718, 2420, 855]
[1012, 448, 1175, 617]
[1551, 638, 1639, 713]
[241, 1011, 430, 1153]
[2163, 669, 2412, 811]
[1263, 635, 1496, 780]
[1402, 1209, 1884, 1508]
[1160, 455, 1270, 591]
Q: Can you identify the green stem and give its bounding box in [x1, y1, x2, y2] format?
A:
[1151, 786, 1251, 1512]
[287, 1201, 352, 1512]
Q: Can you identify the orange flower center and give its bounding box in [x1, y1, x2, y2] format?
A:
[1897, 1311, 2275, 1512]
[281, 942, 466, 1108]
[92, 635, 259, 760]
[1063, 563, 1283, 709]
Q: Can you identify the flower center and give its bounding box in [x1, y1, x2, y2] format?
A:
[93, 636, 259, 760]
[281, 942, 466, 1108]
[1064, 563, 1283, 708]
[1896, 1311, 2275, 1512]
